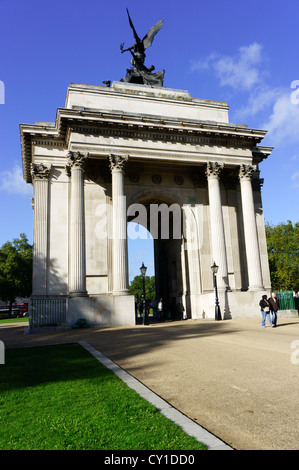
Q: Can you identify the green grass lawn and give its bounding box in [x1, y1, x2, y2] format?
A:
[0, 343, 206, 450]
[0, 317, 29, 324]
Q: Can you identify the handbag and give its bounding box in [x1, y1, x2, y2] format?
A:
[264, 306, 270, 312]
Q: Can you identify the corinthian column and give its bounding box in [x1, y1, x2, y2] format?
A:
[239, 164, 264, 290]
[31, 163, 51, 296]
[206, 162, 229, 290]
[68, 151, 88, 296]
[109, 154, 129, 294]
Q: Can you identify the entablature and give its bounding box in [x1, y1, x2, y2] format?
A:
[20, 95, 270, 184]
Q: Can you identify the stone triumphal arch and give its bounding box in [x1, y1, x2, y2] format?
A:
[21, 81, 272, 329]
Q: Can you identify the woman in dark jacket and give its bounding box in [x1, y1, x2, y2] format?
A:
[259, 294, 274, 328]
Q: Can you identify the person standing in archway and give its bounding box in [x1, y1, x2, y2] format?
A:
[176, 299, 185, 321]
[158, 297, 164, 322]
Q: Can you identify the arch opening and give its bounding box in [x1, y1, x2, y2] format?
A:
[127, 194, 186, 322]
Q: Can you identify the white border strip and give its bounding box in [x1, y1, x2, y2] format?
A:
[79, 341, 233, 451]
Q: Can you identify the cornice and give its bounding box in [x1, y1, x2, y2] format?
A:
[20, 106, 269, 184]
[58, 107, 266, 139]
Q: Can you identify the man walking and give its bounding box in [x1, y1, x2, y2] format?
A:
[268, 292, 279, 327]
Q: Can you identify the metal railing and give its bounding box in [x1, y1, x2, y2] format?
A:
[30, 298, 67, 327]
[275, 291, 296, 310]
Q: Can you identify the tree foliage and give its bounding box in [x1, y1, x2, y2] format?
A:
[129, 275, 156, 301]
[0, 233, 32, 307]
[265, 221, 299, 291]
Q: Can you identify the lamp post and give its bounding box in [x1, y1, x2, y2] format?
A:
[140, 262, 148, 325]
[211, 261, 221, 321]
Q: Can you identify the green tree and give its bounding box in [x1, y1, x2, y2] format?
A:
[0, 233, 32, 315]
[265, 221, 299, 291]
[129, 275, 156, 301]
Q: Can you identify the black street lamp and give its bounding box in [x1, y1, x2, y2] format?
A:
[211, 261, 221, 321]
[139, 262, 148, 325]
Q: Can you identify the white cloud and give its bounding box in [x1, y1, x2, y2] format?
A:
[191, 42, 263, 91]
[263, 92, 299, 144]
[192, 43, 299, 146]
[234, 86, 282, 120]
[0, 164, 33, 196]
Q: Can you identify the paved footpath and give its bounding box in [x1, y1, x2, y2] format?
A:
[1, 317, 299, 450]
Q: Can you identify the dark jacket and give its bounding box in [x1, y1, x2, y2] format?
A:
[259, 299, 270, 311]
[268, 296, 279, 312]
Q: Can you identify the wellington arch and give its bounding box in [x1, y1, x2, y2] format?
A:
[20, 81, 272, 329]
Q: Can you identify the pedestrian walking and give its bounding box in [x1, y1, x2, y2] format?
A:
[268, 292, 279, 327]
[259, 294, 273, 327]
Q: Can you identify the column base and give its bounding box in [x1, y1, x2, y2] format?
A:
[113, 289, 130, 296]
[67, 293, 135, 327]
[191, 289, 268, 320]
[69, 291, 88, 298]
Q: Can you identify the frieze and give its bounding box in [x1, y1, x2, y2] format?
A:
[128, 174, 140, 183]
[69, 125, 255, 150]
[191, 173, 207, 188]
[174, 175, 184, 185]
[68, 146, 249, 167]
[152, 174, 162, 184]
[84, 165, 102, 182]
[84, 164, 111, 183]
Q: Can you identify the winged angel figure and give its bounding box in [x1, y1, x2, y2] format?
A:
[120, 9, 165, 87]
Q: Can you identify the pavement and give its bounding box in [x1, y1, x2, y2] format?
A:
[1, 316, 299, 450]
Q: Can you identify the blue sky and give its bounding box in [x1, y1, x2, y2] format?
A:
[0, 0, 299, 281]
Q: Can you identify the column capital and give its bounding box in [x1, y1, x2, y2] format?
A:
[109, 154, 128, 172]
[67, 151, 88, 170]
[206, 161, 223, 179]
[239, 164, 256, 181]
[31, 163, 51, 181]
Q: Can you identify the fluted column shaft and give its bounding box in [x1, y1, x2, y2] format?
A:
[239, 165, 264, 290]
[31, 163, 51, 295]
[68, 152, 87, 296]
[109, 154, 129, 294]
[206, 162, 229, 290]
